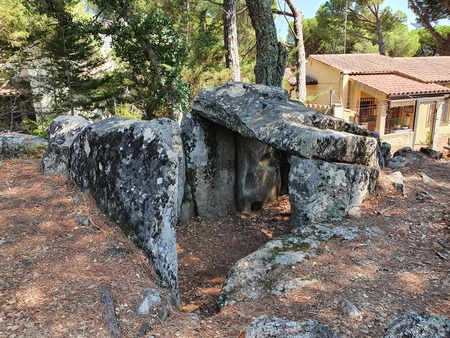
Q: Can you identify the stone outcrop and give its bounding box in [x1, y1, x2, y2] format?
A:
[183, 82, 380, 222]
[0, 132, 47, 159]
[384, 312, 450, 337]
[43, 116, 184, 304]
[42, 115, 90, 174]
[246, 315, 339, 338]
[217, 222, 359, 310]
[42, 82, 382, 312]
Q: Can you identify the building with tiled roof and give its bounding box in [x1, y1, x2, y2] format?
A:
[305, 54, 450, 151]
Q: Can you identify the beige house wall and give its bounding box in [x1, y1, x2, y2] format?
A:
[306, 59, 450, 151]
[305, 59, 342, 106]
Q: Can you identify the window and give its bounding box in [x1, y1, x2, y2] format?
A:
[358, 98, 377, 131]
[384, 104, 415, 134]
[426, 101, 436, 126]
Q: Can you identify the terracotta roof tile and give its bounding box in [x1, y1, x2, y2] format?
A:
[309, 54, 450, 83]
[309, 54, 396, 74]
[349, 74, 450, 97]
[390, 56, 450, 83]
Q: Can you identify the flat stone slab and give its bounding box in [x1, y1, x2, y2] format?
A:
[191, 82, 379, 166]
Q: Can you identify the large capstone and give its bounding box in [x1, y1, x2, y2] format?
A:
[191, 82, 379, 166]
[42, 115, 90, 174]
[69, 117, 184, 303]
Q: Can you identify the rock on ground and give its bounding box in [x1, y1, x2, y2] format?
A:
[42, 115, 90, 174]
[384, 311, 450, 338]
[0, 132, 47, 159]
[246, 315, 340, 338]
[289, 157, 378, 224]
[217, 222, 359, 309]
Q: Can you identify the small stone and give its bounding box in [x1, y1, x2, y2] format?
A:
[384, 311, 450, 337]
[419, 172, 433, 184]
[387, 156, 407, 169]
[393, 146, 412, 157]
[135, 288, 161, 316]
[347, 207, 362, 219]
[341, 299, 363, 320]
[387, 171, 406, 196]
[75, 214, 91, 226]
[420, 147, 443, 160]
[246, 315, 339, 337]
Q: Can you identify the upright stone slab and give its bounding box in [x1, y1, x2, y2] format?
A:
[289, 156, 379, 224]
[42, 115, 90, 174]
[69, 117, 184, 303]
[235, 135, 280, 211]
[181, 112, 236, 219]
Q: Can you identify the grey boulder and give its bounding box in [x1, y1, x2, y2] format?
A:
[69, 117, 184, 303]
[384, 312, 450, 338]
[42, 115, 90, 174]
[0, 132, 47, 159]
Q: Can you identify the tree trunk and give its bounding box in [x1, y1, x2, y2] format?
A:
[223, 0, 241, 81]
[409, 0, 450, 55]
[371, 5, 386, 55]
[246, 0, 287, 86]
[284, 0, 307, 102]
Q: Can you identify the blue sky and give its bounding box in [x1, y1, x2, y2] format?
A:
[275, 0, 419, 39]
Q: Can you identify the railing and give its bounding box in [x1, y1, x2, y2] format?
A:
[305, 103, 332, 115]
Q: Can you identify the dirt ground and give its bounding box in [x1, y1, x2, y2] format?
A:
[0, 151, 449, 337]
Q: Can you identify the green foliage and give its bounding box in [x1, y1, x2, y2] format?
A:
[24, 0, 116, 117]
[115, 103, 143, 120]
[414, 26, 450, 56]
[409, 0, 450, 22]
[408, 0, 450, 55]
[384, 25, 420, 56]
[91, 0, 189, 120]
[22, 114, 56, 139]
[313, 0, 414, 55]
[0, 0, 30, 59]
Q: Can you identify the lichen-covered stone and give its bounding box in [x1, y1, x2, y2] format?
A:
[191, 82, 379, 167]
[184, 82, 379, 220]
[42, 115, 90, 174]
[181, 112, 236, 219]
[69, 117, 184, 303]
[135, 288, 161, 316]
[246, 315, 340, 338]
[235, 135, 280, 211]
[289, 157, 379, 224]
[384, 311, 450, 338]
[217, 235, 318, 310]
[0, 132, 47, 159]
[217, 222, 359, 310]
